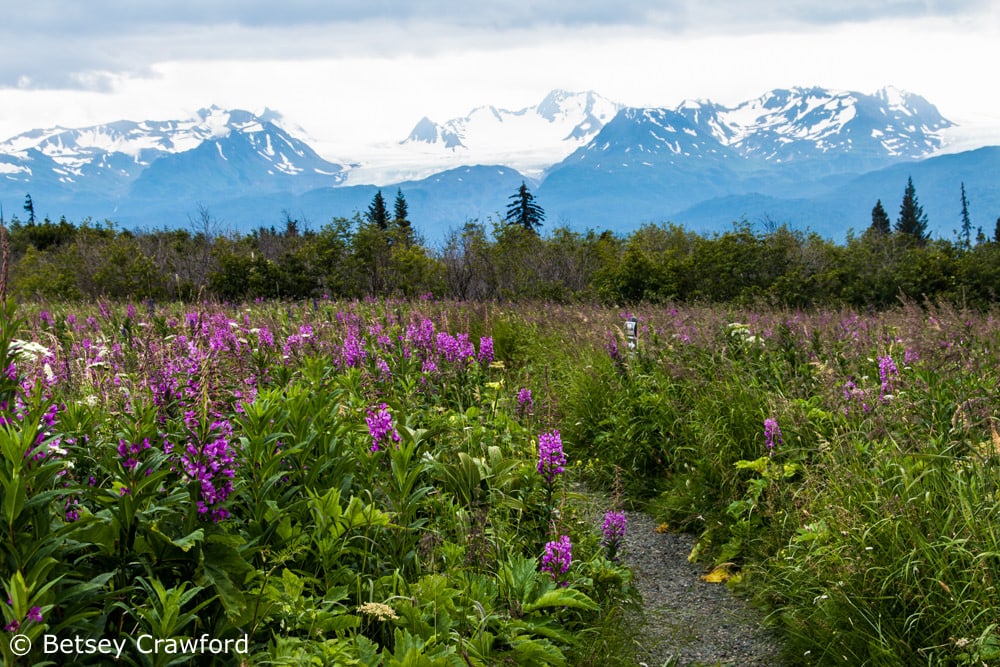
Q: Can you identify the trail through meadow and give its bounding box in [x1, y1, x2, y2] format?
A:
[621, 510, 785, 666]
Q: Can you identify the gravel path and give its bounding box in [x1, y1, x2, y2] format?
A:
[621, 510, 786, 667]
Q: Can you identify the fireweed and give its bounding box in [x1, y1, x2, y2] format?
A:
[516, 387, 533, 416]
[177, 412, 237, 522]
[601, 511, 627, 561]
[541, 535, 573, 585]
[537, 430, 566, 484]
[878, 354, 899, 400]
[763, 418, 782, 456]
[366, 403, 401, 453]
[841, 379, 872, 416]
[117, 437, 151, 471]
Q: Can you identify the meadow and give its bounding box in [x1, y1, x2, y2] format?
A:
[2, 296, 1000, 666]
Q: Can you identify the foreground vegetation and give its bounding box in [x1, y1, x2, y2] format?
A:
[5, 208, 1000, 664]
[558, 301, 1000, 665]
[0, 298, 638, 666]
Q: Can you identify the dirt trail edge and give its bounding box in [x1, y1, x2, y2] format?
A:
[621, 510, 786, 666]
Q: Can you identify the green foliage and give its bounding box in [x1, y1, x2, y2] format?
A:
[546, 300, 1000, 665]
[7, 193, 1000, 306]
[0, 298, 635, 665]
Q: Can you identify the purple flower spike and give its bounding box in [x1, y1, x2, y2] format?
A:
[878, 354, 899, 400]
[517, 388, 533, 415]
[537, 430, 566, 484]
[602, 511, 627, 547]
[541, 535, 573, 583]
[366, 403, 401, 452]
[763, 418, 782, 456]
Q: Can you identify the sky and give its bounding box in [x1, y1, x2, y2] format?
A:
[1, 1, 999, 158]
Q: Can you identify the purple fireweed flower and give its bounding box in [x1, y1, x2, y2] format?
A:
[366, 403, 401, 453]
[406, 318, 436, 354]
[256, 326, 275, 348]
[340, 330, 366, 367]
[537, 430, 566, 484]
[117, 437, 151, 471]
[602, 511, 627, 560]
[763, 418, 782, 456]
[605, 335, 620, 361]
[878, 354, 898, 400]
[517, 388, 533, 415]
[177, 417, 236, 522]
[478, 336, 494, 364]
[375, 358, 392, 382]
[541, 535, 573, 583]
[841, 379, 872, 416]
[903, 347, 919, 366]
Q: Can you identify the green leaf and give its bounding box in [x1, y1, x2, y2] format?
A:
[195, 535, 254, 620]
[522, 588, 598, 614]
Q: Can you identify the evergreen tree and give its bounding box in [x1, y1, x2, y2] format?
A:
[23, 194, 35, 225]
[994, 217, 1000, 244]
[366, 190, 389, 230]
[504, 181, 545, 232]
[393, 188, 410, 231]
[895, 176, 929, 244]
[870, 199, 891, 234]
[959, 182, 972, 249]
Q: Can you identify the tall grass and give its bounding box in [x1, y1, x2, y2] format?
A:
[540, 300, 1000, 665]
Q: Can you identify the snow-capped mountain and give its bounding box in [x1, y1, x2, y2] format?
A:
[686, 86, 952, 166]
[536, 86, 957, 222]
[342, 90, 621, 184]
[1, 86, 996, 243]
[0, 107, 347, 201]
[568, 86, 952, 173]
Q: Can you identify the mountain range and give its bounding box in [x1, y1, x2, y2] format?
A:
[1, 87, 997, 243]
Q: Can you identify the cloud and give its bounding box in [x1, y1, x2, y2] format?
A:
[1, 0, 993, 90]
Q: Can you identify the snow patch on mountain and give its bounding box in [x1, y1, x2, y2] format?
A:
[340, 90, 620, 185]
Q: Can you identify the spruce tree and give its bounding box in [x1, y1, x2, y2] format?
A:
[870, 199, 891, 234]
[504, 181, 545, 232]
[23, 194, 35, 225]
[895, 176, 929, 244]
[393, 189, 410, 230]
[366, 190, 389, 230]
[960, 182, 972, 249]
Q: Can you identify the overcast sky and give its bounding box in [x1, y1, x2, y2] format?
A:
[1, 1, 998, 156]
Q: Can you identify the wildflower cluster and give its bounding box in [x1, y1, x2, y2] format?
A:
[841, 379, 872, 415]
[878, 354, 899, 400]
[516, 387, 533, 416]
[601, 511, 627, 561]
[541, 535, 573, 584]
[4, 599, 43, 633]
[763, 418, 782, 456]
[537, 430, 566, 484]
[366, 403, 401, 453]
[117, 437, 152, 471]
[177, 414, 237, 522]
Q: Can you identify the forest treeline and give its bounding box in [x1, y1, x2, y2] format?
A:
[4, 204, 1000, 308]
